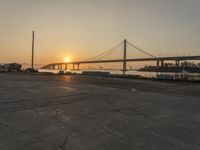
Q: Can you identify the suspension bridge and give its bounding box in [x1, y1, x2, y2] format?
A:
[41, 39, 200, 74]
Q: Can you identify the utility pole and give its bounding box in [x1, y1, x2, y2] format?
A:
[122, 39, 127, 75]
[31, 30, 35, 72]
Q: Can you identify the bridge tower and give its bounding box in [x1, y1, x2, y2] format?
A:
[122, 39, 127, 75]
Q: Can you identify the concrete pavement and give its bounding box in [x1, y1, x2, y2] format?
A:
[0, 74, 200, 150]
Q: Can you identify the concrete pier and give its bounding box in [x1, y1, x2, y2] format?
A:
[176, 60, 180, 67]
[65, 64, 68, 70]
[0, 73, 200, 150]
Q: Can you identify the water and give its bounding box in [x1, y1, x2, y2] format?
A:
[38, 69, 200, 81]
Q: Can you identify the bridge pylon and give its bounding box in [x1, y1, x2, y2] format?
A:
[122, 39, 128, 75]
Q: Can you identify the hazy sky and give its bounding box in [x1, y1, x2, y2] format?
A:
[0, 0, 200, 65]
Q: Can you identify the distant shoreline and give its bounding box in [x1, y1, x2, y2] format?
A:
[1, 70, 200, 83]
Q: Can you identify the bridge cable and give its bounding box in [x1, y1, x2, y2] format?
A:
[82, 41, 123, 61]
[93, 43, 123, 60]
[93, 45, 122, 60]
[83, 41, 123, 61]
[127, 41, 156, 58]
[35, 38, 56, 62]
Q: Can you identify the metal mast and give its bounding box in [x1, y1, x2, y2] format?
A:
[31, 30, 35, 71]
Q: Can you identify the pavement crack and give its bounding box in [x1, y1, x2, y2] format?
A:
[44, 93, 83, 99]
[59, 130, 74, 150]
[53, 108, 74, 150]
[111, 107, 145, 116]
[0, 98, 85, 114]
[54, 108, 72, 129]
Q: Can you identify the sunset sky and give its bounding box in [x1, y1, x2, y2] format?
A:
[0, 0, 200, 67]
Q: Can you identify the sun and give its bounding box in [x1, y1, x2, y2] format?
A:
[64, 57, 71, 62]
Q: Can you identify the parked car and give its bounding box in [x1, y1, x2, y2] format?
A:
[0, 67, 7, 73]
[1, 63, 22, 72]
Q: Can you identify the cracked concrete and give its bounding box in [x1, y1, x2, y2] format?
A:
[59, 129, 74, 150]
[0, 73, 200, 150]
[54, 107, 74, 150]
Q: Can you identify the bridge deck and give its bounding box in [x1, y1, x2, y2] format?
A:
[41, 56, 200, 69]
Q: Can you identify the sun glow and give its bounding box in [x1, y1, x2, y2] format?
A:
[64, 57, 71, 62]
